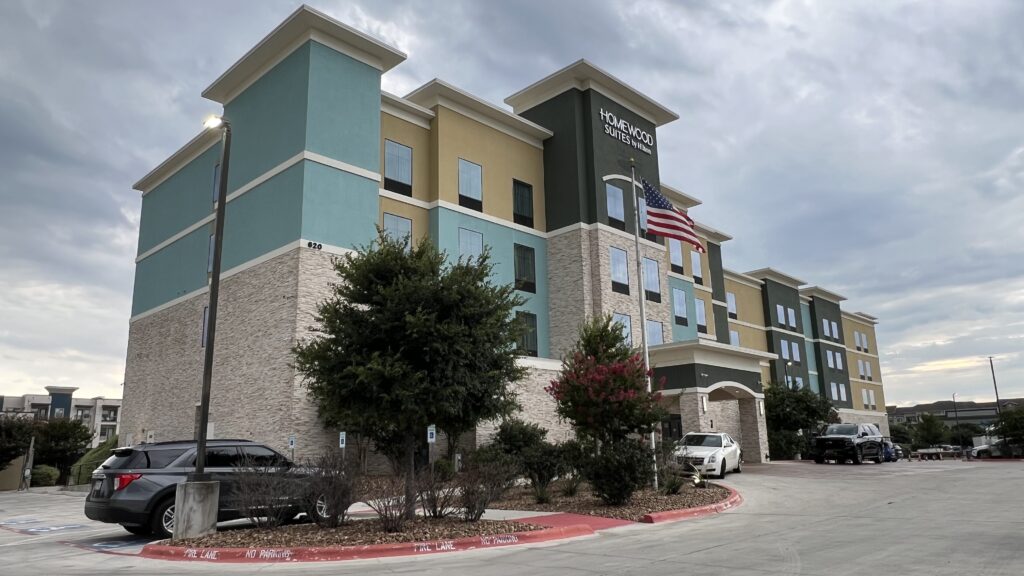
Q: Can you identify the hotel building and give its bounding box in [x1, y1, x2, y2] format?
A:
[121, 6, 888, 463]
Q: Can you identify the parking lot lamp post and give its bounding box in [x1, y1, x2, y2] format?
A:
[784, 361, 793, 388]
[952, 393, 963, 458]
[172, 115, 231, 541]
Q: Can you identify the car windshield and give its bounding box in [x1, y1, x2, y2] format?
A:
[824, 424, 859, 436]
[681, 434, 722, 447]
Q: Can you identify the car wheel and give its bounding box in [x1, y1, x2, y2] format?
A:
[852, 448, 863, 465]
[718, 459, 727, 479]
[150, 497, 176, 539]
[814, 456, 825, 464]
[735, 457, 743, 474]
[121, 524, 152, 537]
[874, 450, 883, 464]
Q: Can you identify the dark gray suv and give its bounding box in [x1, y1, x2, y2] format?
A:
[84, 439, 302, 538]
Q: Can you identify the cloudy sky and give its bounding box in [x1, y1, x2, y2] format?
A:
[1, 0, 1021, 406]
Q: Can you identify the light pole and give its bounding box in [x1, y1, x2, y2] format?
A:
[173, 114, 231, 540]
[784, 361, 793, 388]
[989, 356, 1006, 451]
[952, 393, 963, 458]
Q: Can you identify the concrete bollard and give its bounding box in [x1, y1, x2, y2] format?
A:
[172, 481, 220, 541]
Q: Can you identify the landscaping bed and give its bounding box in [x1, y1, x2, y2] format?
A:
[166, 518, 545, 549]
[490, 482, 731, 521]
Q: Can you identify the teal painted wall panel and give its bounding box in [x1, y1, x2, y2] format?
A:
[305, 41, 381, 172]
[432, 207, 550, 358]
[801, 303, 819, 373]
[300, 161, 379, 250]
[668, 276, 698, 343]
[224, 43, 310, 192]
[131, 227, 209, 316]
[808, 372, 820, 395]
[221, 162, 304, 271]
[138, 146, 220, 253]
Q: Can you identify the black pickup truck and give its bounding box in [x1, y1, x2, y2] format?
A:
[812, 423, 884, 464]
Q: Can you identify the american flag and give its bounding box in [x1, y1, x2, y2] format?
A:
[641, 179, 705, 253]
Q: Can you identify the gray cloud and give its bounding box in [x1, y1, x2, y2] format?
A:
[0, 0, 1021, 405]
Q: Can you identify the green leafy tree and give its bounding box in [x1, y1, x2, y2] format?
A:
[948, 422, 984, 447]
[764, 383, 837, 459]
[994, 408, 1024, 454]
[0, 415, 36, 471]
[546, 315, 665, 444]
[913, 414, 949, 448]
[34, 419, 93, 475]
[889, 422, 913, 444]
[293, 231, 525, 518]
[71, 434, 118, 485]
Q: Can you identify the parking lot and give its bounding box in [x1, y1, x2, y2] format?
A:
[1, 459, 1021, 575]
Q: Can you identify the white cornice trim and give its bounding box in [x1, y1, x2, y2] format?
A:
[667, 271, 696, 284]
[381, 91, 434, 130]
[379, 189, 432, 210]
[849, 377, 884, 386]
[130, 286, 209, 323]
[693, 283, 713, 295]
[837, 407, 887, 417]
[136, 214, 215, 263]
[729, 319, 766, 331]
[767, 326, 806, 339]
[697, 333, 718, 341]
[136, 132, 220, 195]
[436, 200, 546, 238]
[305, 151, 381, 182]
[546, 222, 588, 239]
[225, 151, 305, 204]
[723, 269, 764, 289]
[712, 299, 728, 308]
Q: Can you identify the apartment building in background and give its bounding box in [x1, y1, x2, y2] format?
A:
[120, 6, 889, 464]
[1, 386, 121, 448]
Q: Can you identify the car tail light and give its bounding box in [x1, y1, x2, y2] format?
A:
[114, 473, 143, 491]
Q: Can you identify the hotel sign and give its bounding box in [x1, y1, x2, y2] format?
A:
[599, 108, 654, 154]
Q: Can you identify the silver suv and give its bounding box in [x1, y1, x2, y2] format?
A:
[84, 439, 303, 538]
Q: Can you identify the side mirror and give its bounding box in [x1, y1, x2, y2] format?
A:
[858, 432, 867, 438]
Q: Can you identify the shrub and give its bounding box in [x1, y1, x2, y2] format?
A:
[0, 415, 35, 472]
[302, 451, 360, 528]
[235, 457, 296, 529]
[363, 475, 410, 533]
[558, 439, 588, 497]
[768, 429, 805, 461]
[659, 462, 686, 495]
[493, 418, 547, 458]
[31, 465, 59, 487]
[71, 435, 118, 485]
[418, 459, 459, 519]
[584, 440, 653, 505]
[521, 442, 563, 504]
[458, 446, 519, 521]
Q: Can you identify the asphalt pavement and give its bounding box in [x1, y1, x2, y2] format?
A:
[1, 459, 1021, 575]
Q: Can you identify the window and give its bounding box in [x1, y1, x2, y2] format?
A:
[207, 233, 215, 273]
[777, 304, 786, 326]
[865, 361, 873, 381]
[785, 375, 794, 388]
[822, 318, 831, 338]
[646, 320, 664, 345]
[862, 388, 870, 407]
[696, 299, 707, 333]
[201, 306, 209, 348]
[729, 330, 740, 346]
[606, 183, 625, 229]
[384, 140, 413, 196]
[459, 228, 483, 260]
[669, 238, 684, 274]
[514, 244, 536, 293]
[862, 333, 870, 352]
[672, 288, 688, 325]
[868, 389, 876, 409]
[240, 445, 288, 467]
[458, 158, 482, 211]
[643, 257, 660, 302]
[102, 408, 118, 422]
[691, 251, 703, 284]
[212, 163, 221, 203]
[610, 247, 629, 295]
[780, 340, 790, 360]
[516, 311, 538, 357]
[858, 359, 865, 379]
[795, 376, 804, 389]
[147, 449, 187, 469]
[831, 381, 839, 400]
[831, 321, 839, 341]
[613, 313, 632, 345]
[836, 353, 844, 371]
[826, 350, 835, 368]
[638, 195, 648, 232]
[854, 331, 863, 351]
[383, 213, 412, 243]
[791, 341, 801, 363]
[75, 408, 90, 421]
[839, 383, 847, 402]
[54, 407, 65, 418]
[787, 307, 797, 329]
[200, 447, 241, 468]
[513, 180, 534, 227]
[726, 292, 737, 319]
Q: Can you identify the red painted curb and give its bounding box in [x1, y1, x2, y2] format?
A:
[138, 524, 594, 563]
[639, 485, 743, 523]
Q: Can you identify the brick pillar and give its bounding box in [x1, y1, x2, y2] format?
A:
[738, 397, 769, 463]
[679, 391, 711, 433]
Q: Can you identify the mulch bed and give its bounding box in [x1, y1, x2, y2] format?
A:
[167, 518, 544, 549]
[490, 483, 731, 521]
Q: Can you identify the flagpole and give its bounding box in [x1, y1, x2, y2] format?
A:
[629, 159, 659, 491]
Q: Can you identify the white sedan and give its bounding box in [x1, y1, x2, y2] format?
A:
[673, 432, 743, 478]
